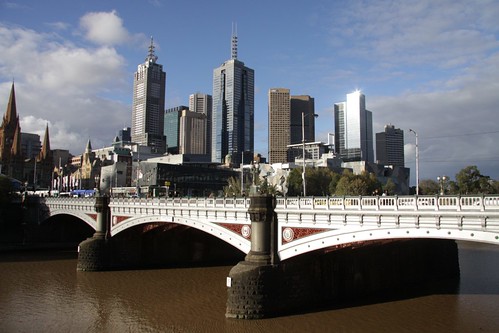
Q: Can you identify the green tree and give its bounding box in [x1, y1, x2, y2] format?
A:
[328, 172, 341, 195]
[286, 168, 303, 196]
[306, 168, 338, 196]
[334, 170, 381, 196]
[223, 176, 241, 197]
[383, 178, 396, 195]
[456, 165, 486, 194]
[419, 179, 439, 195]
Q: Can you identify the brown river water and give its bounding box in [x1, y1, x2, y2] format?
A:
[1, 241, 498, 333]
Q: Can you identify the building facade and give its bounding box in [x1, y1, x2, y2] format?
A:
[376, 124, 405, 167]
[268, 89, 316, 164]
[211, 29, 254, 165]
[290, 95, 315, 145]
[179, 109, 206, 154]
[334, 91, 374, 163]
[21, 133, 42, 160]
[268, 88, 291, 164]
[189, 93, 212, 157]
[164, 106, 188, 154]
[131, 38, 166, 154]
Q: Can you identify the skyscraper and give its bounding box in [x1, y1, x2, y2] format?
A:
[179, 109, 206, 154]
[376, 124, 405, 167]
[164, 106, 188, 154]
[268, 90, 316, 164]
[189, 93, 212, 157]
[290, 95, 315, 145]
[212, 27, 254, 165]
[334, 91, 374, 162]
[131, 37, 166, 154]
[268, 88, 290, 164]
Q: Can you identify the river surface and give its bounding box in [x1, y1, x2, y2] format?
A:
[1, 241, 498, 333]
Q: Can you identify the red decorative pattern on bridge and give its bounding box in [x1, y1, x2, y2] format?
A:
[112, 215, 130, 226]
[281, 227, 330, 244]
[215, 223, 252, 239]
[86, 213, 97, 221]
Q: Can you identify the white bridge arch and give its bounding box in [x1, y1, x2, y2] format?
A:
[43, 195, 499, 261]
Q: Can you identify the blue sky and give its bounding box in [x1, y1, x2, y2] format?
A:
[1, 0, 499, 186]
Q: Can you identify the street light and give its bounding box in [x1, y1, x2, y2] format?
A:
[409, 128, 419, 195]
[94, 174, 100, 196]
[302, 111, 318, 197]
[437, 175, 447, 195]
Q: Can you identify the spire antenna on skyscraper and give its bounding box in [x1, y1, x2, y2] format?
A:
[231, 23, 238, 60]
[146, 36, 158, 63]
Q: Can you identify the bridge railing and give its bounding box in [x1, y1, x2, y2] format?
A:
[109, 196, 251, 209]
[45, 195, 499, 213]
[275, 195, 499, 212]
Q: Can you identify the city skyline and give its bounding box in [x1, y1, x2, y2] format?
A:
[1, 0, 499, 186]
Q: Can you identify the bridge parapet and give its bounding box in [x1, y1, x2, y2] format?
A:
[275, 195, 499, 212]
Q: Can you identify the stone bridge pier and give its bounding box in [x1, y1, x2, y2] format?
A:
[77, 196, 111, 271]
[225, 194, 461, 319]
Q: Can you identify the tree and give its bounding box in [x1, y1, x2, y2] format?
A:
[383, 178, 396, 195]
[456, 165, 484, 194]
[419, 179, 439, 195]
[333, 170, 381, 196]
[328, 172, 341, 195]
[306, 168, 339, 196]
[286, 168, 303, 196]
[223, 177, 241, 197]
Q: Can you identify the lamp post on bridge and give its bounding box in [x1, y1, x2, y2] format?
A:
[437, 175, 448, 195]
[409, 128, 419, 195]
[301, 111, 318, 197]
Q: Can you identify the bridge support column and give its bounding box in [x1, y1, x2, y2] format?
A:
[77, 196, 111, 271]
[226, 194, 281, 319]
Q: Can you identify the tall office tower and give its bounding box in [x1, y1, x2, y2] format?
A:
[290, 95, 315, 145]
[179, 109, 206, 154]
[189, 93, 212, 157]
[268, 88, 291, 164]
[131, 37, 166, 154]
[21, 133, 41, 159]
[376, 124, 405, 167]
[164, 106, 188, 154]
[212, 26, 254, 165]
[334, 91, 374, 162]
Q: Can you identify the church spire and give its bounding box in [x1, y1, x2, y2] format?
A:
[85, 138, 92, 153]
[39, 123, 51, 161]
[4, 82, 18, 124]
[11, 124, 21, 157]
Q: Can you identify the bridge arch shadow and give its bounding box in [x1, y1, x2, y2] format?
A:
[270, 238, 461, 317]
[26, 213, 94, 244]
[110, 221, 245, 269]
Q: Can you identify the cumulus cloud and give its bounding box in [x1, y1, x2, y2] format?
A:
[79, 10, 130, 46]
[0, 16, 131, 155]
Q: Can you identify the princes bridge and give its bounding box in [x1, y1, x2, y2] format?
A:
[42, 194, 499, 260]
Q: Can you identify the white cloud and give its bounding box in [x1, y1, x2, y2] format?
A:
[0, 17, 131, 155]
[329, 0, 499, 69]
[371, 51, 499, 181]
[79, 10, 130, 46]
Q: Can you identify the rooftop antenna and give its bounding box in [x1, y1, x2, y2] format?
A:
[231, 22, 238, 60]
[146, 36, 158, 63]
